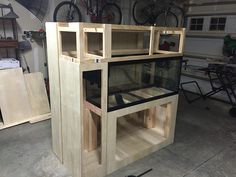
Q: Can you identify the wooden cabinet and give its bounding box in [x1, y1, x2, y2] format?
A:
[46, 22, 185, 177]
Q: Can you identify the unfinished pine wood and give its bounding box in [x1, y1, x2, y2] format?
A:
[0, 68, 50, 130]
[86, 109, 99, 151]
[98, 63, 108, 177]
[82, 149, 104, 177]
[58, 23, 185, 61]
[144, 108, 156, 128]
[29, 113, 51, 124]
[24, 72, 50, 116]
[85, 101, 102, 116]
[103, 24, 111, 58]
[59, 58, 82, 177]
[46, 22, 63, 161]
[47, 22, 184, 177]
[106, 95, 178, 174]
[178, 28, 186, 54]
[149, 27, 155, 55]
[83, 108, 90, 150]
[0, 68, 32, 125]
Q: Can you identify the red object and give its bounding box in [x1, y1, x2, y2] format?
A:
[38, 28, 45, 33]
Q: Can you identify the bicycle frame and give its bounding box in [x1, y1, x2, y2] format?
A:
[66, 0, 78, 20]
[81, 0, 112, 22]
[152, 0, 184, 26]
[56, 0, 120, 23]
[81, 0, 105, 15]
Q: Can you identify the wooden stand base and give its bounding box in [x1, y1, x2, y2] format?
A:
[106, 95, 178, 174]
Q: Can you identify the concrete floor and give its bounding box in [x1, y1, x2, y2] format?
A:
[1, 95, 236, 177]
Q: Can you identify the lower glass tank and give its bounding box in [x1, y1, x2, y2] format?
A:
[84, 57, 182, 111]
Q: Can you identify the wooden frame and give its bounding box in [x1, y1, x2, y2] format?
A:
[106, 95, 178, 173]
[57, 22, 185, 63]
[46, 22, 185, 177]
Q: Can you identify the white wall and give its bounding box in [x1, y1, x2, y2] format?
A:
[1, 0, 40, 75]
[0, 0, 189, 77]
[0, 0, 57, 77]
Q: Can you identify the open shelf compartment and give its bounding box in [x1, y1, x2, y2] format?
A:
[106, 95, 178, 173]
[57, 23, 185, 62]
[82, 107, 104, 177]
[82, 69, 106, 177]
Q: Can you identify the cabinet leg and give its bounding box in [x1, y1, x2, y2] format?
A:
[84, 109, 99, 151]
[143, 108, 156, 128]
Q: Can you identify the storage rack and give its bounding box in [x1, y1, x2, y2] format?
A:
[46, 22, 185, 177]
[0, 4, 19, 60]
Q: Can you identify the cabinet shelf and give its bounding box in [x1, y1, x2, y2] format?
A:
[115, 117, 167, 162]
[0, 4, 19, 60]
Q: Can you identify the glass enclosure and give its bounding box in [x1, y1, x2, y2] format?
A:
[84, 57, 182, 111]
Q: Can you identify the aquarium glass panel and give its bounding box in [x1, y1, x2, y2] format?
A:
[84, 57, 182, 111]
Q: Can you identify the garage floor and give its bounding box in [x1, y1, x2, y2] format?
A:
[0, 95, 236, 177]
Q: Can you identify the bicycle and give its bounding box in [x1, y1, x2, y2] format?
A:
[53, 0, 122, 24]
[132, 0, 185, 27]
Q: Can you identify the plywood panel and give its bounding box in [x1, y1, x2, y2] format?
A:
[112, 32, 141, 50]
[46, 22, 63, 161]
[0, 68, 32, 125]
[59, 58, 82, 177]
[24, 72, 50, 116]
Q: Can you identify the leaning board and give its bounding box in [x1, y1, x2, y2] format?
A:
[24, 72, 50, 116]
[0, 68, 32, 124]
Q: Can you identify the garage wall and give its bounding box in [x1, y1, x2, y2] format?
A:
[0, 0, 132, 78]
[0, 0, 55, 77]
[0, 0, 185, 78]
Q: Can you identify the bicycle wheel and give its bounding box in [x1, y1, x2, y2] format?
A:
[155, 10, 178, 27]
[133, 0, 154, 25]
[53, 1, 82, 22]
[170, 5, 186, 27]
[101, 3, 122, 24]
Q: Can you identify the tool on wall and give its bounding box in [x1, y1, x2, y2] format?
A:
[22, 29, 48, 78]
[19, 40, 32, 73]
